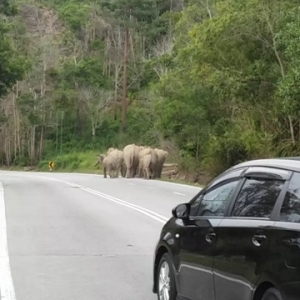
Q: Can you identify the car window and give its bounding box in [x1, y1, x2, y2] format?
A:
[190, 193, 203, 216]
[279, 172, 300, 223]
[232, 178, 284, 218]
[195, 180, 239, 217]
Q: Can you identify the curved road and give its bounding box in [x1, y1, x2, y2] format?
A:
[0, 171, 201, 300]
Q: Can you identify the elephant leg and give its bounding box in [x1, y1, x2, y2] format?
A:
[115, 166, 120, 178]
[132, 164, 138, 177]
[121, 164, 126, 177]
[110, 170, 114, 178]
[125, 166, 131, 178]
[145, 167, 151, 179]
[132, 165, 137, 178]
[137, 163, 141, 177]
[103, 167, 107, 178]
[134, 160, 141, 178]
[151, 170, 155, 179]
[113, 167, 118, 178]
[157, 171, 161, 179]
[157, 164, 163, 178]
[156, 165, 161, 178]
[150, 164, 156, 179]
[108, 167, 114, 178]
[137, 163, 143, 178]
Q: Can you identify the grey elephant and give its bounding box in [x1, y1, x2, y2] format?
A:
[109, 148, 124, 178]
[123, 144, 144, 178]
[137, 147, 156, 178]
[154, 148, 169, 179]
[95, 148, 124, 178]
[95, 154, 116, 178]
[140, 151, 158, 179]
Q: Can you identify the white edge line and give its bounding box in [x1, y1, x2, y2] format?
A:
[173, 192, 186, 196]
[83, 189, 166, 224]
[83, 187, 168, 221]
[151, 180, 202, 190]
[0, 181, 17, 300]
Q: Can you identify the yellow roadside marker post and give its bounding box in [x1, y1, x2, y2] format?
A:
[49, 161, 54, 171]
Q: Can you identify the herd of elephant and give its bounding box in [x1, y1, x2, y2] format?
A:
[95, 144, 169, 179]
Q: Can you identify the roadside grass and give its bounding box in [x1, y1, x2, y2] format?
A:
[37, 151, 103, 174]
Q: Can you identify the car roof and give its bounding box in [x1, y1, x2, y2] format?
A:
[230, 157, 300, 172]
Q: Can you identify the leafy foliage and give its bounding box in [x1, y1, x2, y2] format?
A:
[0, 1, 26, 98]
[1, 0, 300, 181]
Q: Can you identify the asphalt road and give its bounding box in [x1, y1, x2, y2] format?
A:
[0, 171, 201, 300]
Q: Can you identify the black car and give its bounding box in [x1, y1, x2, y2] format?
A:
[152, 158, 300, 300]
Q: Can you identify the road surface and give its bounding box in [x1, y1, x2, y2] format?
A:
[0, 171, 201, 300]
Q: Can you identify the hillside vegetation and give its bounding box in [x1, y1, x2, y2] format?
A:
[1, 0, 300, 183]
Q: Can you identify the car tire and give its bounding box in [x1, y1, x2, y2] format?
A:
[261, 287, 283, 300]
[157, 253, 177, 300]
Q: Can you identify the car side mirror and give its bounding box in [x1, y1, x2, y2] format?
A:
[172, 203, 190, 219]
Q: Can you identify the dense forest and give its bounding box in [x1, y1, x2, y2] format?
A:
[1, 0, 300, 181]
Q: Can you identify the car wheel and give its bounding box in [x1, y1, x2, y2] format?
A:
[261, 287, 283, 300]
[157, 253, 177, 300]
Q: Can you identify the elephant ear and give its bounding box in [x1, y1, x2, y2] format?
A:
[99, 154, 106, 163]
[164, 151, 169, 158]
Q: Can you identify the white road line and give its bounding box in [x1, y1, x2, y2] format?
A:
[0, 181, 17, 300]
[173, 192, 186, 196]
[84, 188, 166, 224]
[153, 180, 202, 190]
[36, 176, 168, 224]
[83, 188, 168, 221]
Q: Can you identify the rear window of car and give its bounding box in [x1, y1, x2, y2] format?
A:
[232, 178, 284, 218]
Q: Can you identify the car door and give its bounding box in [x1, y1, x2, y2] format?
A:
[268, 171, 300, 300]
[176, 168, 245, 300]
[213, 167, 291, 300]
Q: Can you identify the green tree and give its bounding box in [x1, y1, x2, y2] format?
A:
[0, 1, 26, 98]
[100, 0, 157, 131]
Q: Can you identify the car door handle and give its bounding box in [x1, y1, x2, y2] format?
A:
[205, 232, 216, 244]
[253, 234, 266, 240]
[252, 233, 266, 247]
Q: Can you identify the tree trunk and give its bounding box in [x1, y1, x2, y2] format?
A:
[39, 125, 44, 160]
[12, 91, 17, 161]
[122, 27, 129, 132]
[4, 127, 9, 165]
[114, 64, 119, 121]
[288, 115, 295, 144]
[30, 125, 36, 166]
